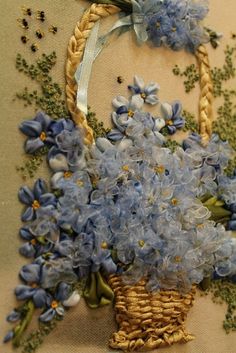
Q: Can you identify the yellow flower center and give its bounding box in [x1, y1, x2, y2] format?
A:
[31, 283, 38, 288]
[148, 196, 155, 205]
[141, 93, 146, 99]
[40, 131, 47, 141]
[32, 200, 40, 210]
[30, 239, 37, 245]
[171, 198, 179, 206]
[64, 171, 72, 179]
[76, 179, 84, 187]
[166, 119, 173, 126]
[156, 22, 161, 28]
[154, 165, 165, 174]
[172, 27, 177, 32]
[138, 240, 145, 248]
[197, 223, 204, 229]
[51, 300, 59, 309]
[128, 110, 134, 117]
[122, 165, 129, 172]
[174, 256, 182, 263]
[101, 241, 108, 249]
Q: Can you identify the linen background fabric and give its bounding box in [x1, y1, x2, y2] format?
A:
[0, 0, 236, 352]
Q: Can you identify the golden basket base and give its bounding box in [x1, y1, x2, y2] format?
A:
[108, 275, 196, 351]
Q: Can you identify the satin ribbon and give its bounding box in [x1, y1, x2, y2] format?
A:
[83, 271, 114, 308]
[75, 0, 163, 114]
[75, 20, 100, 115]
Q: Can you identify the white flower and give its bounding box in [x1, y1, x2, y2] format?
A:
[63, 291, 81, 307]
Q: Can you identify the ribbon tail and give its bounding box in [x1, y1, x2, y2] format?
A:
[75, 20, 100, 115]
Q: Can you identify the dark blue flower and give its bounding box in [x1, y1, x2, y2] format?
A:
[50, 118, 75, 137]
[15, 263, 49, 308]
[19, 226, 53, 259]
[39, 282, 71, 322]
[19, 112, 55, 154]
[18, 179, 57, 222]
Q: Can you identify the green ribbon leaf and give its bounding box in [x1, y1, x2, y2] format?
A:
[83, 271, 114, 309]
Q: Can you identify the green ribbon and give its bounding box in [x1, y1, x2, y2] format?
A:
[203, 195, 231, 222]
[83, 271, 114, 308]
[13, 300, 35, 347]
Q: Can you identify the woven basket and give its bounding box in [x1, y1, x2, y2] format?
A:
[65, 4, 214, 351]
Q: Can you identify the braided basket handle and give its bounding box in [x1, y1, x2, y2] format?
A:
[66, 3, 214, 145]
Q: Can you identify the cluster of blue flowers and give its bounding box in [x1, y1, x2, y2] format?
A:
[4, 76, 236, 343]
[131, 0, 210, 52]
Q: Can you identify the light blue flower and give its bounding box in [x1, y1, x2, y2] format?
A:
[146, 0, 209, 52]
[111, 95, 143, 132]
[128, 75, 160, 105]
[160, 101, 185, 134]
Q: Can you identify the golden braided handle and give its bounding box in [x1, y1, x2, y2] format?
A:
[66, 4, 213, 145]
[66, 4, 120, 145]
[195, 45, 214, 144]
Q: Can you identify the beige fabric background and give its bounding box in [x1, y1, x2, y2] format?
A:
[0, 1, 236, 353]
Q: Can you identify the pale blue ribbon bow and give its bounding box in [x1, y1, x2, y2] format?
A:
[75, 0, 163, 114]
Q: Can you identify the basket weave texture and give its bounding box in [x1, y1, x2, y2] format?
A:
[108, 275, 196, 351]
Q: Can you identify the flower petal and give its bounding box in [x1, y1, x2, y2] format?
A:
[34, 179, 48, 199]
[55, 306, 65, 316]
[145, 94, 159, 105]
[20, 264, 40, 283]
[50, 118, 74, 136]
[62, 291, 81, 307]
[49, 154, 68, 172]
[19, 226, 33, 240]
[6, 310, 21, 323]
[21, 207, 35, 222]
[134, 75, 145, 90]
[51, 172, 65, 189]
[34, 112, 52, 130]
[15, 285, 35, 300]
[33, 288, 48, 308]
[18, 186, 34, 205]
[107, 129, 124, 141]
[111, 112, 125, 132]
[19, 120, 42, 137]
[19, 243, 36, 258]
[3, 330, 14, 343]
[145, 82, 160, 94]
[161, 102, 172, 119]
[130, 95, 143, 110]
[96, 138, 113, 152]
[172, 101, 182, 117]
[55, 282, 71, 302]
[39, 193, 57, 207]
[25, 138, 44, 154]
[39, 308, 56, 322]
[154, 118, 165, 131]
[112, 95, 129, 109]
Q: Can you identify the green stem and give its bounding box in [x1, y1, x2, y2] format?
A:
[13, 300, 35, 347]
